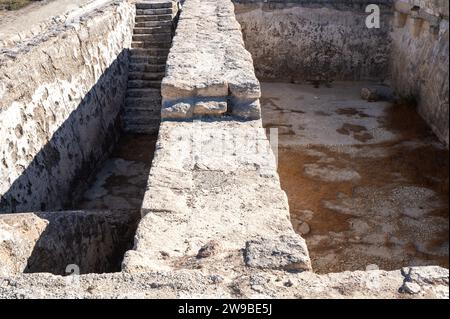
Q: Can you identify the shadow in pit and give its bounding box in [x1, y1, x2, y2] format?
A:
[0, 49, 149, 214]
[24, 210, 140, 275]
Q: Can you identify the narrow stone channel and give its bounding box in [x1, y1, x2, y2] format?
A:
[75, 133, 157, 211]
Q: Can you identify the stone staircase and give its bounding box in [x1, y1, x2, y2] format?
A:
[123, 1, 174, 134]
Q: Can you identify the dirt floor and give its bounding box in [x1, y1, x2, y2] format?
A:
[0, 0, 95, 38]
[76, 133, 157, 211]
[261, 82, 449, 274]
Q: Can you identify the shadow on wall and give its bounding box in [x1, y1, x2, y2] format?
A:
[24, 210, 140, 275]
[0, 49, 130, 214]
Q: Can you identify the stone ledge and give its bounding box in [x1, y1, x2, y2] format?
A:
[121, 119, 311, 273]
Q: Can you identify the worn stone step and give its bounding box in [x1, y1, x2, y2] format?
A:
[135, 14, 173, 23]
[132, 33, 172, 42]
[130, 48, 170, 56]
[133, 26, 172, 34]
[124, 104, 161, 112]
[135, 2, 172, 10]
[123, 123, 160, 135]
[135, 20, 172, 28]
[129, 63, 165, 73]
[124, 116, 161, 126]
[131, 41, 172, 49]
[125, 97, 162, 108]
[130, 48, 169, 56]
[128, 72, 165, 81]
[130, 55, 168, 64]
[126, 88, 161, 98]
[136, 8, 172, 15]
[128, 80, 162, 89]
[123, 108, 161, 119]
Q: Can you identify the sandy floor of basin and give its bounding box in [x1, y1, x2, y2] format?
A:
[261, 81, 449, 274]
[76, 133, 157, 211]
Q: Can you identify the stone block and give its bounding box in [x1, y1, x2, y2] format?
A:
[244, 235, 311, 272]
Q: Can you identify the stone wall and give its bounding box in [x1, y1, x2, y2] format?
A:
[391, 0, 449, 146]
[0, 1, 135, 213]
[161, 0, 261, 119]
[123, 0, 311, 274]
[0, 210, 139, 276]
[233, 0, 393, 82]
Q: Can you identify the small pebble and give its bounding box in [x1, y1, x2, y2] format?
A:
[297, 222, 311, 235]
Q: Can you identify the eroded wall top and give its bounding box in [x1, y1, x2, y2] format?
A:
[161, 0, 262, 120]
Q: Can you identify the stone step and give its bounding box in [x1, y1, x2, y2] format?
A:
[136, 8, 172, 15]
[135, 2, 172, 10]
[133, 26, 172, 34]
[128, 72, 165, 81]
[130, 48, 170, 57]
[124, 115, 161, 126]
[123, 108, 161, 119]
[135, 20, 172, 28]
[128, 80, 162, 89]
[123, 123, 160, 135]
[129, 63, 165, 73]
[131, 41, 171, 49]
[135, 14, 172, 23]
[126, 88, 161, 98]
[130, 55, 168, 64]
[125, 97, 162, 108]
[132, 33, 172, 42]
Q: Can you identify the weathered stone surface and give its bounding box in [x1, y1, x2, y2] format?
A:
[391, 0, 449, 146]
[122, 119, 310, 272]
[0, 214, 48, 276]
[0, 1, 135, 213]
[234, 1, 393, 82]
[194, 98, 228, 116]
[0, 266, 447, 298]
[244, 235, 311, 271]
[161, 0, 261, 119]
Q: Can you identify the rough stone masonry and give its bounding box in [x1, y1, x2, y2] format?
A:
[0, 0, 448, 299]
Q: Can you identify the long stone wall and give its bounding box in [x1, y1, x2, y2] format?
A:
[391, 0, 449, 146]
[233, 0, 393, 82]
[0, 1, 135, 213]
[122, 0, 311, 274]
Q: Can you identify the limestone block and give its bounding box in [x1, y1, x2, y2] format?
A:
[230, 98, 261, 120]
[244, 235, 312, 272]
[194, 98, 228, 116]
[161, 101, 194, 119]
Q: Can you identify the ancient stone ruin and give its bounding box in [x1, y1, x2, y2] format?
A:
[0, 0, 448, 298]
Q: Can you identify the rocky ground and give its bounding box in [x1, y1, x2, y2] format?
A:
[0, 266, 448, 298]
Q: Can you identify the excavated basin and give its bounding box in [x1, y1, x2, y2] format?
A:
[260, 82, 449, 273]
[235, 2, 449, 273]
